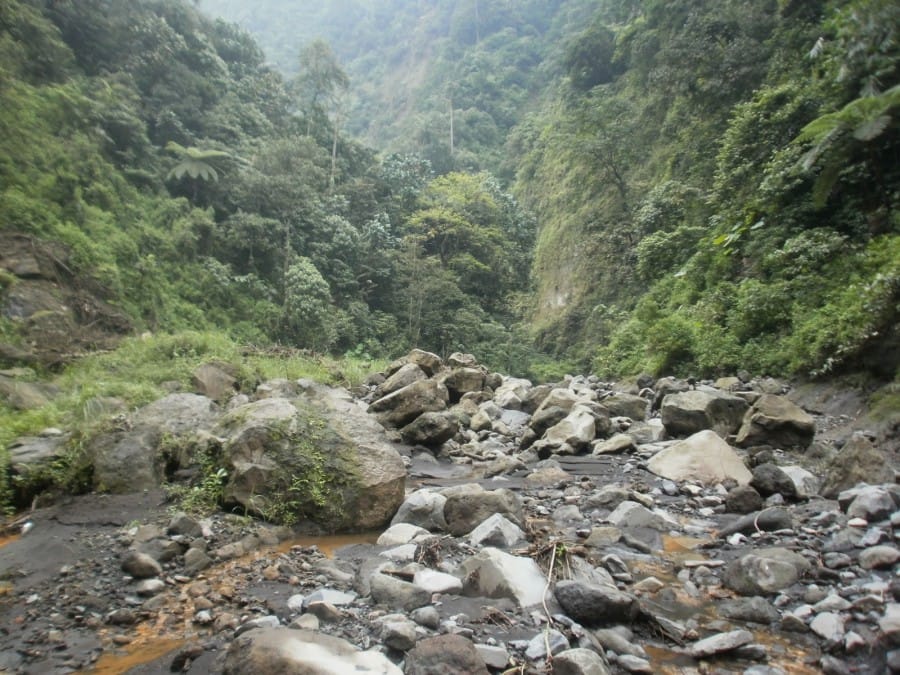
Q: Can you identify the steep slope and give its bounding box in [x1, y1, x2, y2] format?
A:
[513, 0, 900, 378]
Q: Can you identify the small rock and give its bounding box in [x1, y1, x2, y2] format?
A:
[525, 629, 569, 660]
[135, 578, 166, 596]
[810, 612, 845, 644]
[552, 647, 611, 674]
[689, 629, 754, 657]
[381, 618, 418, 651]
[121, 551, 162, 579]
[859, 545, 900, 570]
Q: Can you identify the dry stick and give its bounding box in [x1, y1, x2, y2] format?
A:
[753, 506, 777, 535]
[541, 541, 558, 668]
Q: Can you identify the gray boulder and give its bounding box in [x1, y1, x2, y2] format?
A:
[92, 393, 219, 493]
[689, 630, 754, 658]
[602, 393, 648, 421]
[820, 433, 891, 498]
[724, 485, 764, 514]
[439, 367, 485, 400]
[191, 362, 238, 402]
[7, 433, 69, 500]
[399, 411, 458, 446]
[551, 648, 611, 675]
[723, 548, 811, 595]
[369, 570, 431, 611]
[0, 374, 56, 410]
[443, 484, 523, 536]
[646, 430, 752, 485]
[493, 377, 531, 410]
[390, 489, 447, 532]
[219, 385, 405, 531]
[374, 363, 426, 399]
[458, 548, 548, 608]
[222, 627, 401, 675]
[735, 394, 815, 449]
[541, 405, 597, 452]
[468, 513, 526, 548]
[660, 389, 749, 437]
[368, 379, 449, 428]
[554, 579, 639, 625]
[751, 463, 798, 499]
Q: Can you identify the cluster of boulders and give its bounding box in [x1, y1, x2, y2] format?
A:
[2, 349, 898, 674]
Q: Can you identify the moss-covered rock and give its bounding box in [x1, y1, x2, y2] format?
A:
[218, 382, 405, 531]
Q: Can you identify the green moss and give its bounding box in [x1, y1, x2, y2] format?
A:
[258, 407, 361, 528]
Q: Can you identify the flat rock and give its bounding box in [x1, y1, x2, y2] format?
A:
[689, 629, 754, 658]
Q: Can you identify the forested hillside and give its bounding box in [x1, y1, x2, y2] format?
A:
[205, 0, 899, 381]
[0, 0, 535, 374]
[514, 0, 900, 379]
[199, 0, 599, 176]
[2, 0, 899, 383]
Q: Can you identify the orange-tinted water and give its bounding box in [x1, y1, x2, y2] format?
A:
[79, 637, 184, 675]
[277, 532, 381, 557]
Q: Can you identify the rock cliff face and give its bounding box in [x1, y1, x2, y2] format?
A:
[0, 234, 131, 367]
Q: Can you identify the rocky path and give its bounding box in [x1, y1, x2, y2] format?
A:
[1, 352, 898, 674]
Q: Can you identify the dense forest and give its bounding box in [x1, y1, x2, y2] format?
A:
[2, 0, 898, 382]
[0, 0, 538, 376]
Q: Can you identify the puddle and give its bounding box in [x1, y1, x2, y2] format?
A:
[278, 532, 381, 558]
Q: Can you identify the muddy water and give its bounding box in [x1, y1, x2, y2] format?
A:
[80, 637, 184, 675]
[0, 532, 21, 550]
[277, 532, 381, 557]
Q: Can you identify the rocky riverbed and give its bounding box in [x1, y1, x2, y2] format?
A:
[1, 350, 898, 674]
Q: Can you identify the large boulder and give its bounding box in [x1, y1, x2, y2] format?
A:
[399, 411, 458, 447]
[540, 405, 597, 452]
[222, 627, 401, 675]
[457, 548, 548, 608]
[820, 433, 892, 498]
[92, 393, 220, 493]
[660, 389, 749, 437]
[442, 484, 523, 536]
[374, 363, 426, 399]
[191, 362, 239, 403]
[0, 374, 57, 410]
[439, 367, 485, 401]
[493, 377, 532, 410]
[601, 393, 648, 421]
[646, 430, 752, 485]
[735, 394, 815, 449]
[368, 379, 449, 428]
[219, 384, 406, 531]
[390, 489, 447, 531]
[554, 579, 639, 626]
